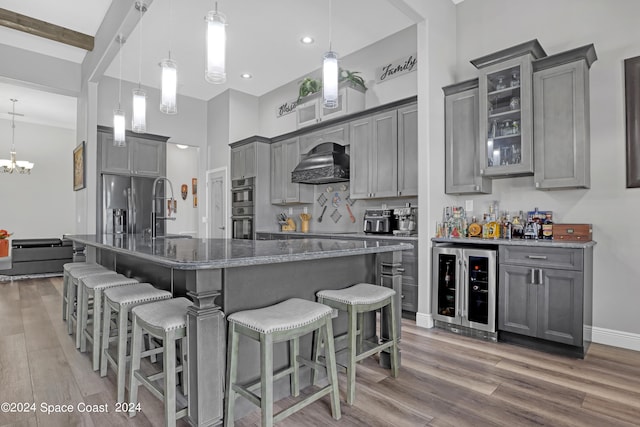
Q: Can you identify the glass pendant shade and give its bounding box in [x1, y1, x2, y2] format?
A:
[160, 58, 178, 114]
[205, 10, 226, 84]
[323, 50, 339, 109]
[132, 88, 147, 133]
[113, 109, 126, 147]
[1, 99, 34, 174]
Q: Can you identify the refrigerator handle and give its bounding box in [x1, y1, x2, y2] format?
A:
[127, 187, 134, 234]
[461, 259, 467, 319]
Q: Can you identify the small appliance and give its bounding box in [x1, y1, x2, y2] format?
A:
[363, 209, 396, 234]
[393, 204, 417, 236]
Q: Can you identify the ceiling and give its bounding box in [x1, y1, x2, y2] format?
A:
[0, 0, 418, 129]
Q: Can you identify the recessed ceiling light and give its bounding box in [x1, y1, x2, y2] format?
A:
[300, 36, 314, 45]
[240, 73, 253, 79]
[176, 144, 188, 149]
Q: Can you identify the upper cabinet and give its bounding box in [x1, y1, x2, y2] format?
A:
[533, 44, 597, 190]
[270, 137, 313, 205]
[231, 141, 257, 180]
[98, 127, 167, 177]
[472, 40, 547, 178]
[443, 79, 492, 194]
[297, 84, 365, 128]
[350, 102, 418, 199]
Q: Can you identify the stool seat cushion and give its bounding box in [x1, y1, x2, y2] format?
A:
[317, 283, 396, 306]
[132, 298, 191, 332]
[228, 298, 332, 335]
[81, 274, 138, 290]
[104, 283, 171, 306]
[71, 266, 111, 279]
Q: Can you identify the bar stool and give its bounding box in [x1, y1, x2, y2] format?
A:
[314, 283, 399, 405]
[225, 298, 341, 427]
[66, 265, 113, 336]
[62, 262, 91, 321]
[100, 283, 172, 403]
[128, 297, 191, 427]
[77, 273, 139, 370]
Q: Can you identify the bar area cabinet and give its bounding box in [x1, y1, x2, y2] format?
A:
[472, 40, 547, 178]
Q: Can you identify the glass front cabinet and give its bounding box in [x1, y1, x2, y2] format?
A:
[473, 40, 546, 178]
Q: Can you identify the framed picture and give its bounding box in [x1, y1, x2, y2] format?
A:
[625, 56, 640, 188]
[73, 141, 86, 191]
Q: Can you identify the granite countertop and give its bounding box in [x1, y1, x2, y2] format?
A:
[259, 230, 419, 241]
[66, 234, 413, 270]
[431, 237, 596, 249]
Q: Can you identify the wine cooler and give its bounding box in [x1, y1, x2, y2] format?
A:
[432, 246, 497, 340]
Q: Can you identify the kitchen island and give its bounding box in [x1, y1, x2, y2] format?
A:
[66, 234, 412, 426]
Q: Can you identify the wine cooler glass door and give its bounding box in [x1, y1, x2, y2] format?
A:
[432, 248, 462, 324]
[463, 249, 497, 333]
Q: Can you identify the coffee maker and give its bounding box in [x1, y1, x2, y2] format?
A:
[393, 204, 417, 236]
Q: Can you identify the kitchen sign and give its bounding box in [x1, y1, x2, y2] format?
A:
[276, 99, 299, 118]
[376, 53, 417, 83]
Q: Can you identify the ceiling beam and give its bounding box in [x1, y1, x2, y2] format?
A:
[0, 8, 94, 51]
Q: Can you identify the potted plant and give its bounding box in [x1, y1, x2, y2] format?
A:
[0, 229, 12, 257]
[297, 69, 368, 102]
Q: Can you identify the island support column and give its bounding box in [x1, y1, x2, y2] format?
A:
[379, 250, 403, 368]
[184, 268, 226, 427]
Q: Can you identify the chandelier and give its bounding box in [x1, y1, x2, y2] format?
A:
[0, 99, 34, 174]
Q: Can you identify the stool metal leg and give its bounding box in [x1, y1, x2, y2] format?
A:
[260, 332, 274, 427]
[224, 323, 239, 427]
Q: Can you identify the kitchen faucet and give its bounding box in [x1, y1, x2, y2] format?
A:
[151, 176, 176, 239]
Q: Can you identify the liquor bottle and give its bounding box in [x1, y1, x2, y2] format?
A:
[502, 213, 512, 240]
[481, 213, 489, 239]
[468, 216, 482, 238]
[512, 210, 524, 238]
[542, 213, 553, 240]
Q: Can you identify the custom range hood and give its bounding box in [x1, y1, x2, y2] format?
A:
[291, 142, 349, 184]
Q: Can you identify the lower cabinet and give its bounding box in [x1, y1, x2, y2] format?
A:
[498, 245, 592, 354]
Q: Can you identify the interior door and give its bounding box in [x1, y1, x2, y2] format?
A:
[207, 169, 227, 238]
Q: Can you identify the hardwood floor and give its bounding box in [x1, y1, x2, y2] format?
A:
[1, 276, 639, 426]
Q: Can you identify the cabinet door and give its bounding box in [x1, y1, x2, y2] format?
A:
[498, 264, 537, 337]
[283, 138, 301, 203]
[534, 61, 590, 189]
[270, 141, 286, 204]
[538, 268, 583, 346]
[231, 144, 257, 180]
[349, 117, 372, 199]
[445, 87, 492, 194]
[231, 147, 244, 180]
[479, 55, 534, 177]
[296, 98, 319, 128]
[398, 104, 418, 197]
[101, 132, 131, 174]
[132, 138, 165, 177]
[370, 111, 398, 198]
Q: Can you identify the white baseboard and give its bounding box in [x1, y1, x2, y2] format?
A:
[587, 326, 640, 352]
[415, 312, 433, 329]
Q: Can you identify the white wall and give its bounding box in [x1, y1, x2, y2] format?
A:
[449, 0, 640, 340]
[0, 119, 76, 239]
[257, 26, 418, 138]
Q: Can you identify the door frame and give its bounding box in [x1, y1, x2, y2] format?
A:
[206, 167, 229, 239]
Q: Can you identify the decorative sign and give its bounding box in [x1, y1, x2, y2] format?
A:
[376, 53, 418, 84]
[275, 99, 299, 118]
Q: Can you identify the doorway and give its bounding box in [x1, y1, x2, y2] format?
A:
[206, 168, 228, 238]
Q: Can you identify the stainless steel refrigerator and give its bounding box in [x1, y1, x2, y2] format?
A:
[101, 174, 164, 235]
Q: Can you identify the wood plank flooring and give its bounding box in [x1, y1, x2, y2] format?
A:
[1, 276, 639, 426]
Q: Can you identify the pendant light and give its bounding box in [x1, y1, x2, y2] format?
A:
[160, 0, 177, 114]
[323, 0, 339, 109]
[0, 99, 34, 174]
[205, 2, 227, 84]
[113, 35, 126, 147]
[132, 2, 147, 133]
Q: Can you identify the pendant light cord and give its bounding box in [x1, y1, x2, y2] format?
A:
[10, 99, 16, 151]
[168, 0, 173, 59]
[138, 4, 143, 88]
[329, 0, 332, 51]
[118, 37, 122, 108]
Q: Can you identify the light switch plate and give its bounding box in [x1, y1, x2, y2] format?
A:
[465, 200, 473, 212]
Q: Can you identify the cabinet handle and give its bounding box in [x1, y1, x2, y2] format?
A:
[530, 268, 536, 285]
[480, 169, 484, 175]
[538, 269, 543, 285]
[396, 268, 405, 272]
[526, 255, 547, 260]
[474, 185, 480, 191]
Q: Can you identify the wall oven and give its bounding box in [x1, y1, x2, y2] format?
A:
[231, 178, 254, 239]
[432, 246, 497, 341]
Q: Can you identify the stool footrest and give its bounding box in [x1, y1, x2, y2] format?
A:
[274, 386, 333, 423]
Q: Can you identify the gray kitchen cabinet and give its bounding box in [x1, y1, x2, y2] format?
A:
[99, 127, 166, 177]
[296, 85, 365, 128]
[533, 44, 597, 190]
[350, 110, 398, 199]
[443, 79, 492, 194]
[231, 142, 256, 180]
[473, 40, 546, 178]
[397, 103, 418, 197]
[270, 137, 313, 205]
[299, 123, 349, 154]
[498, 245, 592, 353]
